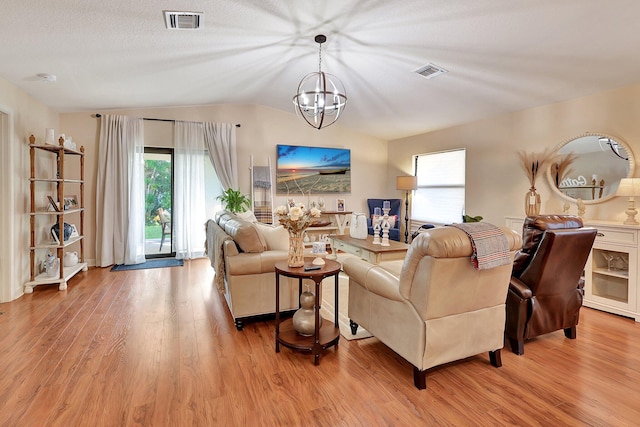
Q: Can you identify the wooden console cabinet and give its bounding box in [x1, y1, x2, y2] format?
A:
[583, 221, 639, 322]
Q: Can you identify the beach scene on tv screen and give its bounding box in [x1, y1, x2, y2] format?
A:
[276, 144, 351, 194]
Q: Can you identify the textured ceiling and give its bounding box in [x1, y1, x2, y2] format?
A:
[3, 0, 640, 140]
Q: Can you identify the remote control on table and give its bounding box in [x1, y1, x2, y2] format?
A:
[304, 265, 322, 271]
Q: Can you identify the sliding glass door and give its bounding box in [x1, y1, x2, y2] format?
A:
[144, 148, 174, 258]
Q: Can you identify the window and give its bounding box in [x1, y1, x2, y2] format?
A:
[144, 148, 174, 257]
[412, 149, 466, 224]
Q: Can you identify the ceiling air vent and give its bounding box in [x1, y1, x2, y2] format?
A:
[164, 11, 203, 30]
[414, 63, 448, 79]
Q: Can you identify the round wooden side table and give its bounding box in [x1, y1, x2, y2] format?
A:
[274, 257, 341, 365]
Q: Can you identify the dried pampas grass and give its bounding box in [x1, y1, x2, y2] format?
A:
[517, 148, 555, 188]
[551, 153, 578, 187]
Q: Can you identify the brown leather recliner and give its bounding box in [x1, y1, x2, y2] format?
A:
[506, 215, 597, 355]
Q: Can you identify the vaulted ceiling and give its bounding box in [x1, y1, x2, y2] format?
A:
[3, 0, 640, 140]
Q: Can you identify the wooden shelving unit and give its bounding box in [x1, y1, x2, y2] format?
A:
[25, 135, 87, 293]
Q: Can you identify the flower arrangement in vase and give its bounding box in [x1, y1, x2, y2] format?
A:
[274, 204, 322, 267]
[518, 148, 554, 217]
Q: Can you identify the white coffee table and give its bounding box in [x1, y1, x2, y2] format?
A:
[329, 234, 410, 265]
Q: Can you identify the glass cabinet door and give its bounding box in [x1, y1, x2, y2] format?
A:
[585, 243, 636, 313]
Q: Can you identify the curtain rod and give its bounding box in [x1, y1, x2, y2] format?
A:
[94, 113, 240, 127]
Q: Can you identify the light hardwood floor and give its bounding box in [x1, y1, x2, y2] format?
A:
[1, 258, 639, 426]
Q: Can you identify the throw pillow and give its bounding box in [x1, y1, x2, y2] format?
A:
[255, 222, 289, 251]
[222, 216, 266, 253]
[237, 210, 258, 223]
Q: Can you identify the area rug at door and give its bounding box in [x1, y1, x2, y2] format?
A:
[320, 272, 373, 340]
[111, 258, 184, 271]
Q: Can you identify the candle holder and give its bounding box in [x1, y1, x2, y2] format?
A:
[373, 215, 381, 244]
[381, 207, 391, 246]
[372, 207, 382, 244]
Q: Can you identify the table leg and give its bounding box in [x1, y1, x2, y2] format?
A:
[334, 273, 339, 326]
[313, 277, 322, 365]
[275, 272, 280, 353]
[334, 272, 339, 349]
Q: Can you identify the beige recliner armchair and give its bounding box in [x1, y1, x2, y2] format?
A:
[343, 225, 522, 389]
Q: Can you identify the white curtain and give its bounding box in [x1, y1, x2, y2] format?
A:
[203, 122, 238, 189]
[174, 121, 207, 259]
[96, 115, 146, 266]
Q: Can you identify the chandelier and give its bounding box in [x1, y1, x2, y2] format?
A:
[292, 34, 347, 129]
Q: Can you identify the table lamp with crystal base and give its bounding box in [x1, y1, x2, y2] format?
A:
[396, 175, 418, 243]
[615, 178, 640, 225]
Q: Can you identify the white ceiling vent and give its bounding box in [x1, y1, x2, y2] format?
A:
[414, 63, 448, 79]
[164, 11, 203, 30]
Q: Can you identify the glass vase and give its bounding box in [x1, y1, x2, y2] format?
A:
[525, 187, 541, 217]
[288, 230, 305, 267]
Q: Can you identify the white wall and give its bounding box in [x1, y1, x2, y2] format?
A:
[0, 76, 59, 302]
[387, 83, 640, 227]
[7, 77, 640, 303]
[60, 104, 389, 265]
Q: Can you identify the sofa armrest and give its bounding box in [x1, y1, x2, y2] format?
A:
[509, 276, 533, 299]
[343, 258, 404, 302]
[225, 250, 289, 276]
[226, 252, 265, 275]
[223, 239, 240, 257]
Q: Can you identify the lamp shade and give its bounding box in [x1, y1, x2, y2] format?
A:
[396, 176, 417, 191]
[616, 178, 640, 197]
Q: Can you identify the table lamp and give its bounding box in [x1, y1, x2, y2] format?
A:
[396, 175, 418, 243]
[615, 177, 640, 225]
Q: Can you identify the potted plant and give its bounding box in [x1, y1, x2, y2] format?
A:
[217, 188, 251, 213]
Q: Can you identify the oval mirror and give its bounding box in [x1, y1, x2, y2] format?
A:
[546, 133, 635, 204]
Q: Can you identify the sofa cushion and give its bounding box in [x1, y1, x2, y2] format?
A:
[237, 210, 258, 223]
[215, 210, 266, 253]
[255, 222, 289, 251]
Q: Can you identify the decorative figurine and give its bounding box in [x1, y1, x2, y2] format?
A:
[372, 207, 382, 245]
[43, 251, 60, 277]
[381, 206, 391, 246]
[577, 198, 586, 218]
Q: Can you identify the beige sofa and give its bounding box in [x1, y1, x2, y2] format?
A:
[343, 225, 522, 389]
[205, 210, 298, 330]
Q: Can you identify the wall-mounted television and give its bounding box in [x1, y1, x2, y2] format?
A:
[276, 144, 351, 194]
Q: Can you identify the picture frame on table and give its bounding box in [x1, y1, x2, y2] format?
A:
[47, 195, 60, 212]
[63, 195, 79, 210]
[51, 228, 60, 244]
[69, 224, 80, 238]
[336, 198, 345, 212]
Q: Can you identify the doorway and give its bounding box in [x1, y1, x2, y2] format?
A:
[0, 109, 17, 301]
[144, 148, 174, 258]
